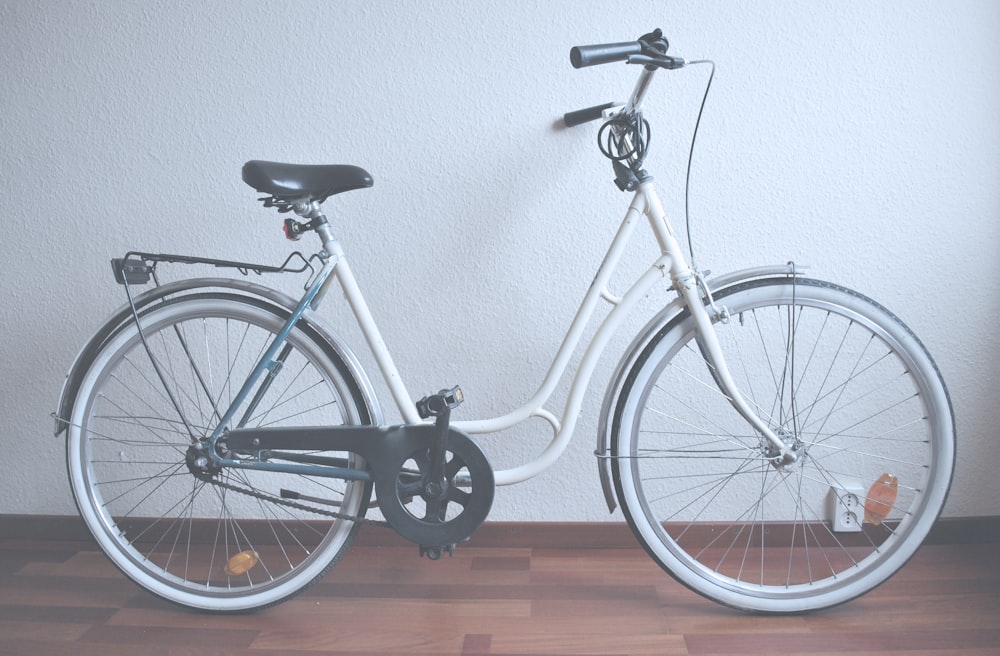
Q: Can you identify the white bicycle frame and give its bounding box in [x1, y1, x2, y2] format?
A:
[311, 178, 788, 487]
[284, 64, 791, 488]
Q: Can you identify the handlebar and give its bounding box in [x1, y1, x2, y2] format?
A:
[569, 29, 683, 70]
[563, 29, 686, 127]
[570, 42, 644, 68]
[563, 102, 618, 128]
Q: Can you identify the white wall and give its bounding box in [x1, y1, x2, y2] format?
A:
[2, 1, 998, 521]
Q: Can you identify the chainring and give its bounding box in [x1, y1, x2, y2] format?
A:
[374, 429, 494, 546]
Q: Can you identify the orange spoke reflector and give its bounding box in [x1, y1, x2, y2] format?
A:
[224, 550, 259, 576]
[864, 474, 899, 525]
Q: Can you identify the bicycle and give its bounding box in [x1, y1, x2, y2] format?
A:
[54, 29, 954, 613]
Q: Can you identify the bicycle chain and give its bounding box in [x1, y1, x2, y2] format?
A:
[208, 477, 390, 529]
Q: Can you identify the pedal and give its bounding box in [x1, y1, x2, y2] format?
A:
[416, 385, 464, 419]
[420, 544, 456, 560]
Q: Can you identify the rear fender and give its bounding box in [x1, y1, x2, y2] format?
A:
[54, 277, 382, 436]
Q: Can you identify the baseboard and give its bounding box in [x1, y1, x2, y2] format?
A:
[2, 515, 998, 548]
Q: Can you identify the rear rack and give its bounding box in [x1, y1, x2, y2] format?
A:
[111, 251, 317, 285]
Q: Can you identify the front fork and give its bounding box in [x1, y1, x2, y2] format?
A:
[674, 270, 799, 465]
[642, 180, 797, 466]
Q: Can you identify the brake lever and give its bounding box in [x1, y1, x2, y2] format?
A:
[627, 54, 687, 70]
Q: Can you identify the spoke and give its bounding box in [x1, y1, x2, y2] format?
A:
[256, 397, 340, 428]
[101, 459, 190, 515]
[667, 349, 783, 430]
[106, 362, 202, 442]
[247, 358, 321, 427]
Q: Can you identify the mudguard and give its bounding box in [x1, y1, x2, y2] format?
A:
[54, 277, 383, 436]
[595, 264, 803, 513]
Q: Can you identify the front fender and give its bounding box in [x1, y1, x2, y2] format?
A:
[54, 277, 382, 436]
[595, 264, 804, 513]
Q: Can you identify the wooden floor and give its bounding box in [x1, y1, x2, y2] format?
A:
[1, 522, 999, 656]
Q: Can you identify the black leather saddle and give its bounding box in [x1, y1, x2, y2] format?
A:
[242, 160, 373, 203]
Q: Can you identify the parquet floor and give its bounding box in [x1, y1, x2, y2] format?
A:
[1, 525, 998, 656]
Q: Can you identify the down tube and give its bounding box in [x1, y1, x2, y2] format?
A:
[448, 194, 645, 421]
[487, 255, 671, 486]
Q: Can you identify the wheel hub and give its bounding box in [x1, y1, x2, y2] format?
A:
[763, 429, 807, 471]
[185, 441, 223, 481]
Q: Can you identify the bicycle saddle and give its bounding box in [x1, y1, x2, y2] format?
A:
[242, 160, 373, 202]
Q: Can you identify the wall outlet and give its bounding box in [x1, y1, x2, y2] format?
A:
[827, 483, 866, 532]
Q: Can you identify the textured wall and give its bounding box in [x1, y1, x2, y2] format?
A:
[2, 1, 998, 521]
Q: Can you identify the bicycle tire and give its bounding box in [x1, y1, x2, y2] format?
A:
[66, 293, 374, 612]
[611, 278, 954, 612]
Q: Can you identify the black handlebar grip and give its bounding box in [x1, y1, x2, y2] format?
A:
[563, 102, 617, 127]
[570, 41, 643, 68]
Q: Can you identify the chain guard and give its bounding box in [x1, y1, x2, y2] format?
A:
[374, 429, 494, 547]
[225, 423, 495, 546]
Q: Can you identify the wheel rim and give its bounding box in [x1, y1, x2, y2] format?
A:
[68, 297, 370, 609]
[616, 280, 953, 609]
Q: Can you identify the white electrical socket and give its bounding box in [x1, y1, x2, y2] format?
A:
[826, 483, 866, 532]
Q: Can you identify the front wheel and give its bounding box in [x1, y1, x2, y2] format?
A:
[66, 294, 375, 612]
[612, 278, 954, 612]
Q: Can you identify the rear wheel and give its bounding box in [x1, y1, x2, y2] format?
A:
[612, 278, 954, 612]
[67, 294, 374, 612]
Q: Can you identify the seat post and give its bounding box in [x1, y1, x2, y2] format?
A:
[296, 200, 338, 257]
